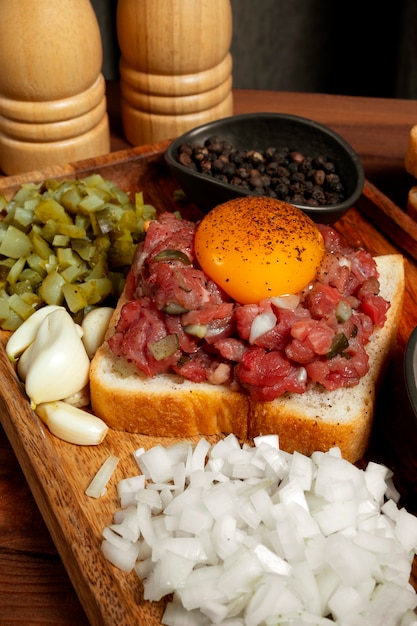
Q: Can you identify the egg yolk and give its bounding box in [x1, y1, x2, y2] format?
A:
[194, 197, 325, 304]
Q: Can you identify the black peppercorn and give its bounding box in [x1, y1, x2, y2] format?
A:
[176, 140, 346, 206]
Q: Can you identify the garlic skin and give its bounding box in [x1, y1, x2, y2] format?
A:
[6, 304, 63, 361]
[24, 308, 90, 407]
[35, 401, 108, 445]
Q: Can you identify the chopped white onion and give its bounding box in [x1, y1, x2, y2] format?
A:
[249, 310, 277, 344]
[117, 474, 145, 507]
[270, 294, 301, 310]
[101, 437, 417, 625]
[338, 255, 351, 269]
[85, 454, 119, 499]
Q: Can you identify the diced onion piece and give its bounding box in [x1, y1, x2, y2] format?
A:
[270, 294, 300, 310]
[117, 475, 145, 508]
[101, 535, 140, 573]
[85, 454, 119, 498]
[339, 255, 351, 268]
[100, 438, 417, 623]
[249, 310, 277, 344]
[184, 323, 207, 338]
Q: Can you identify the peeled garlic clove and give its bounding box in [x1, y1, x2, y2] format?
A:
[17, 341, 34, 382]
[6, 304, 63, 361]
[25, 308, 90, 407]
[81, 306, 114, 359]
[35, 401, 108, 445]
[63, 384, 90, 408]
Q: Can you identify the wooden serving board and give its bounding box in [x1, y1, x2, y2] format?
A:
[1, 142, 417, 626]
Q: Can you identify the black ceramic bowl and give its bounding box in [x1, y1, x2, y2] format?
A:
[164, 112, 365, 224]
[405, 326, 417, 419]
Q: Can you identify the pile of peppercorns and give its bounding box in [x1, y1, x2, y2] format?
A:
[176, 136, 346, 207]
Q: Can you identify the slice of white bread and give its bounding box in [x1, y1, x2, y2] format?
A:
[90, 254, 405, 463]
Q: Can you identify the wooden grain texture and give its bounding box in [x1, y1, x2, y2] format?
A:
[357, 180, 417, 263]
[0, 144, 417, 625]
[116, 0, 233, 144]
[231, 88, 417, 212]
[0, 0, 110, 175]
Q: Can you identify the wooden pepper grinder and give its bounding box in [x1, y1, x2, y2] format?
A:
[117, 0, 233, 145]
[0, 0, 110, 175]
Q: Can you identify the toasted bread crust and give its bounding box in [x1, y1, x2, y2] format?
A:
[89, 254, 405, 463]
[90, 344, 249, 439]
[247, 254, 404, 460]
[249, 402, 372, 461]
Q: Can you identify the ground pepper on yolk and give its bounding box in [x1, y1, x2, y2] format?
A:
[194, 196, 325, 304]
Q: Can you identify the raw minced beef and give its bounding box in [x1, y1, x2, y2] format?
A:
[108, 212, 390, 401]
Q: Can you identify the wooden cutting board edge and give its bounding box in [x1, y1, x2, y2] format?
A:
[1, 144, 417, 625]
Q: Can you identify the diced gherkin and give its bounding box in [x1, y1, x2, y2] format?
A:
[0, 175, 156, 329]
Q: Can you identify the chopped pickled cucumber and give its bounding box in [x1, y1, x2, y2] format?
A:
[52, 234, 70, 247]
[34, 197, 73, 225]
[108, 236, 136, 267]
[0, 225, 32, 258]
[42, 219, 59, 243]
[57, 223, 87, 239]
[30, 230, 53, 260]
[62, 283, 88, 313]
[60, 261, 89, 284]
[9, 280, 33, 296]
[19, 268, 44, 289]
[14, 206, 35, 230]
[7, 257, 27, 285]
[8, 292, 36, 320]
[38, 270, 66, 305]
[0, 295, 9, 320]
[60, 186, 83, 212]
[80, 277, 113, 304]
[78, 194, 106, 213]
[1, 308, 24, 331]
[0, 175, 156, 329]
[57, 247, 80, 270]
[27, 253, 48, 277]
[71, 239, 95, 262]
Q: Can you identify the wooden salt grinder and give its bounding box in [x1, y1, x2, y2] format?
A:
[0, 0, 110, 175]
[117, 0, 234, 145]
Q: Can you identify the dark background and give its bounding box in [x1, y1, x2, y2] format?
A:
[91, 0, 417, 99]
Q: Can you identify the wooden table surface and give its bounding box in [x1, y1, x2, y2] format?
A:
[1, 82, 417, 625]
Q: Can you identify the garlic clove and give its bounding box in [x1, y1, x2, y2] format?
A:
[63, 384, 90, 408]
[81, 306, 114, 359]
[6, 304, 63, 361]
[17, 341, 34, 382]
[35, 400, 108, 445]
[25, 308, 90, 407]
